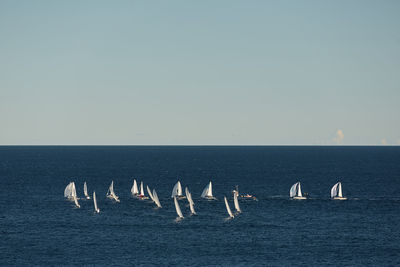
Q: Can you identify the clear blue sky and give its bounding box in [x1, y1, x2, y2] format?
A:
[1, 0, 399, 145]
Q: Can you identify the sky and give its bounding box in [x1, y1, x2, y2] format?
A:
[0, 0, 399, 145]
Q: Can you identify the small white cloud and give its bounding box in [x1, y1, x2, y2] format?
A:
[381, 138, 387, 145]
[332, 129, 344, 144]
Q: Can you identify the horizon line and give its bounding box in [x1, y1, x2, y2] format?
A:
[0, 144, 399, 147]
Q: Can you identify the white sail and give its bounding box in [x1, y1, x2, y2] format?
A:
[93, 191, 100, 213]
[208, 181, 213, 197]
[233, 191, 241, 213]
[297, 182, 303, 197]
[64, 182, 76, 199]
[201, 181, 213, 198]
[171, 181, 183, 198]
[153, 189, 162, 208]
[289, 183, 297, 198]
[331, 182, 339, 198]
[185, 187, 196, 214]
[84, 182, 90, 199]
[140, 181, 145, 196]
[64, 182, 72, 198]
[147, 185, 154, 201]
[73, 195, 80, 208]
[131, 179, 139, 195]
[189, 193, 196, 215]
[174, 196, 184, 218]
[106, 181, 120, 202]
[185, 187, 194, 205]
[338, 182, 343, 197]
[224, 196, 234, 218]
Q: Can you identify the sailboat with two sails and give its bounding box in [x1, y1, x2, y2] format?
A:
[331, 182, 347, 200]
[201, 181, 216, 200]
[106, 181, 120, 202]
[64, 181, 80, 208]
[171, 181, 186, 199]
[290, 182, 307, 200]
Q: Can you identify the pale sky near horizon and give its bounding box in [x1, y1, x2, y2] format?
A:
[0, 0, 399, 145]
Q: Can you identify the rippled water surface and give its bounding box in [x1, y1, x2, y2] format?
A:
[1, 146, 399, 266]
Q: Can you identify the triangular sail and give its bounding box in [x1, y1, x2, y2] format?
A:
[289, 182, 297, 198]
[233, 191, 241, 213]
[73, 195, 80, 208]
[140, 181, 145, 196]
[174, 196, 184, 218]
[106, 181, 113, 196]
[64, 182, 73, 198]
[297, 182, 303, 197]
[189, 196, 196, 214]
[171, 181, 183, 198]
[84, 182, 90, 199]
[331, 182, 339, 198]
[93, 191, 99, 213]
[201, 184, 209, 198]
[147, 185, 154, 201]
[207, 181, 213, 197]
[153, 189, 162, 208]
[185, 187, 194, 206]
[177, 181, 182, 196]
[224, 196, 234, 218]
[73, 183, 80, 207]
[131, 179, 139, 195]
[338, 182, 343, 197]
[185, 187, 196, 215]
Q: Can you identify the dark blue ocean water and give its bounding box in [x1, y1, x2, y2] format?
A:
[1, 146, 399, 266]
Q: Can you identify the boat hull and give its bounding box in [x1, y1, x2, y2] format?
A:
[202, 196, 217, 200]
[107, 195, 120, 202]
[332, 197, 347, 200]
[292, 196, 307, 200]
[171, 195, 186, 199]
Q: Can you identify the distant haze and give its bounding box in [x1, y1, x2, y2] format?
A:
[1, 1, 399, 145]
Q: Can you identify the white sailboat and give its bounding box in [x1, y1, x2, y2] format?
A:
[106, 181, 120, 202]
[331, 182, 347, 200]
[84, 182, 91, 200]
[185, 187, 196, 215]
[224, 196, 234, 218]
[147, 185, 155, 201]
[174, 196, 184, 218]
[93, 191, 100, 213]
[171, 181, 185, 199]
[290, 182, 306, 200]
[152, 189, 162, 208]
[131, 179, 139, 196]
[201, 181, 216, 200]
[64, 182, 80, 208]
[233, 190, 241, 213]
[138, 181, 149, 199]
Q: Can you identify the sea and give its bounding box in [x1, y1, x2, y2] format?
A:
[1, 146, 399, 266]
